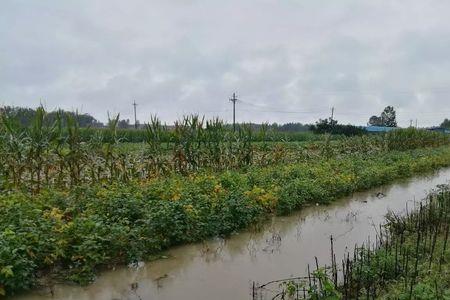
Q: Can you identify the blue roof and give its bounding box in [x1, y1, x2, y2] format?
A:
[365, 126, 397, 132]
[427, 127, 450, 134]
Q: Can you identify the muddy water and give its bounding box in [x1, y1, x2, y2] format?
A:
[12, 168, 450, 300]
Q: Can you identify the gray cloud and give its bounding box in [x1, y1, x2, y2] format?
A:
[1, 0, 450, 126]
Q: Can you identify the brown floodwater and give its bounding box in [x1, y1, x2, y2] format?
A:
[10, 168, 450, 300]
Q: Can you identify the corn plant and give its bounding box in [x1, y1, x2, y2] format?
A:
[143, 115, 169, 177]
[0, 112, 28, 189]
[0, 107, 448, 192]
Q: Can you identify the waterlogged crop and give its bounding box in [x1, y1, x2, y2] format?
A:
[1, 146, 450, 295]
[1, 108, 450, 296]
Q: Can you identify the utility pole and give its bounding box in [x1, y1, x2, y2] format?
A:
[410, 119, 413, 128]
[132, 100, 138, 129]
[330, 107, 335, 133]
[415, 119, 418, 128]
[230, 92, 238, 131]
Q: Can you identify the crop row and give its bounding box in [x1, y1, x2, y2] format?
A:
[1, 108, 448, 192]
[2, 146, 450, 295]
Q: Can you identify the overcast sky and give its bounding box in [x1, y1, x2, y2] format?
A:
[1, 0, 450, 126]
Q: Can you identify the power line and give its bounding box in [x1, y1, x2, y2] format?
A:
[236, 95, 450, 117]
[238, 98, 329, 112]
[289, 87, 450, 95]
[238, 108, 326, 114]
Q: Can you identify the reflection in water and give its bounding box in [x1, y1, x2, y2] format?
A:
[11, 169, 450, 300]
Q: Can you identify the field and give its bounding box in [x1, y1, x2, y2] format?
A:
[1, 109, 450, 296]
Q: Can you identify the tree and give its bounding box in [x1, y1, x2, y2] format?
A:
[276, 122, 310, 132]
[310, 118, 365, 136]
[380, 106, 397, 127]
[117, 119, 130, 129]
[310, 118, 337, 134]
[368, 106, 397, 127]
[368, 115, 382, 126]
[440, 118, 450, 129]
[0, 106, 103, 127]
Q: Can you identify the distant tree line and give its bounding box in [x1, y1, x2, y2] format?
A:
[232, 122, 310, 132]
[309, 118, 366, 136]
[0, 106, 103, 128]
[271, 122, 310, 132]
[0, 106, 314, 132]
[0, 106, 144, 129]
[4, 105, 446, 134]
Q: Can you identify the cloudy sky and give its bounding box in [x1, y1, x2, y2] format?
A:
[1, 0, 450, 126]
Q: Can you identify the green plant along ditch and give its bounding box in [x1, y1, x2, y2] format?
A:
[0, 109, 450, 296]
[262, 185, 450, 300]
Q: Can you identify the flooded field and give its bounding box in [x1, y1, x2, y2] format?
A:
[11, 168, 450, 300]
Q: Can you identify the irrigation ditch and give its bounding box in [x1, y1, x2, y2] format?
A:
[251, 184, 450, 300]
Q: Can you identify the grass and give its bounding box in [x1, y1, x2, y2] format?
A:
[339, 185, 450, 299]
[341, 185, 450, 299]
